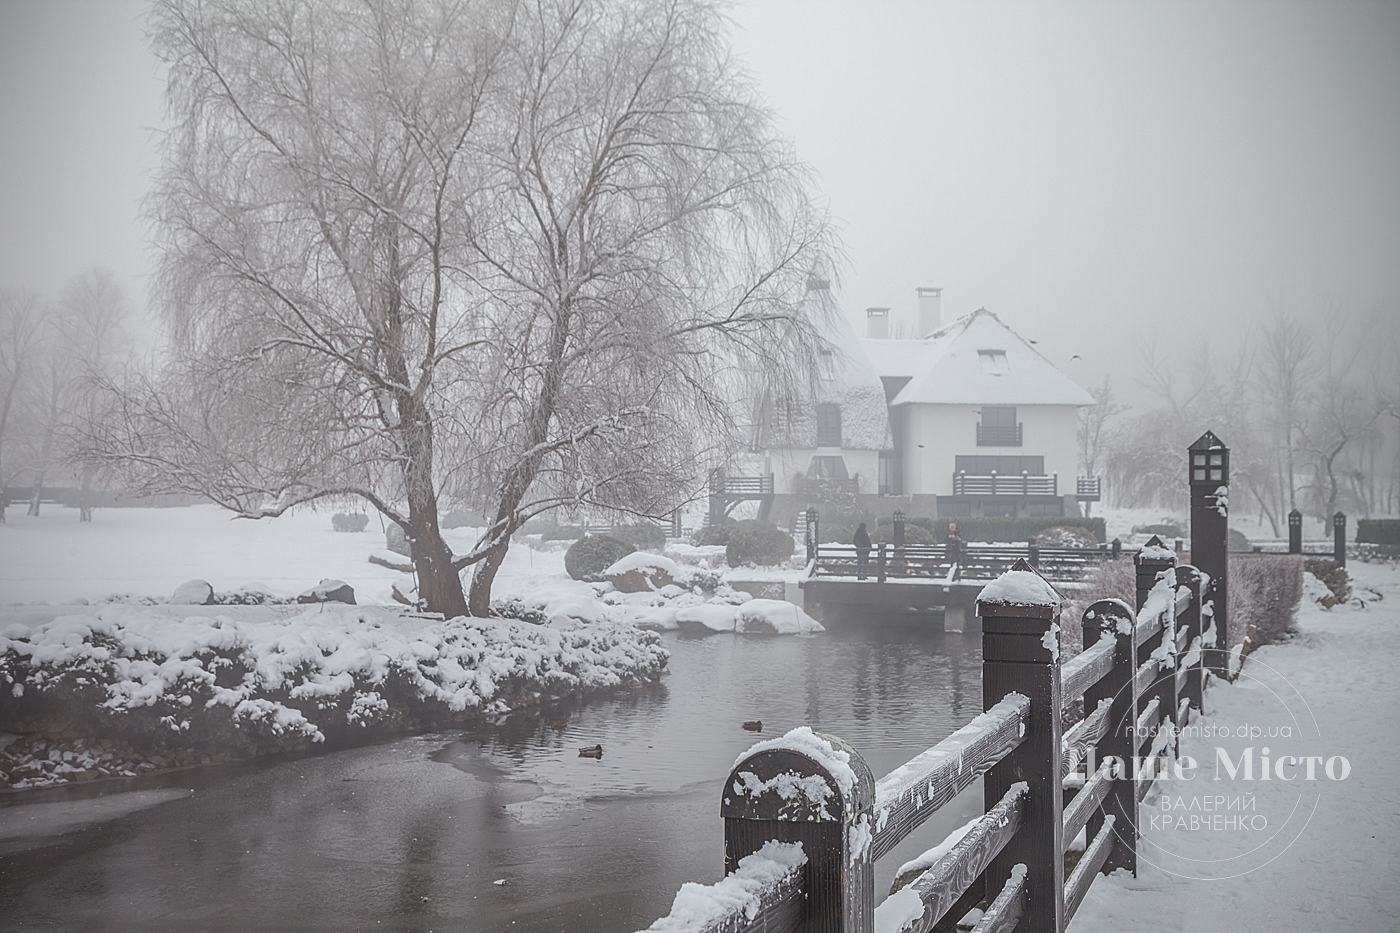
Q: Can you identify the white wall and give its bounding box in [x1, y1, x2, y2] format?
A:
[900, 403, 1080, 495]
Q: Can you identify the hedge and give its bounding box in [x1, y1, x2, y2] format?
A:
[1358, 519, 1400, 546]
[875, 515, 1106, 544]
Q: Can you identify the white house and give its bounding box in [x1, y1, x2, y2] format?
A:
[750, 286, 1097, 522]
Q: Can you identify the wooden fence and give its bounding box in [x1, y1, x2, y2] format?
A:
[641, 539, 1210, 933]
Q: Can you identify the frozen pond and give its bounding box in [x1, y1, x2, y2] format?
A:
[0, 624, 983, 933]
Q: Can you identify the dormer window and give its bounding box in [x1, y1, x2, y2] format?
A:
[818, 348, 836, 381]
[978, 349, 1009, 374]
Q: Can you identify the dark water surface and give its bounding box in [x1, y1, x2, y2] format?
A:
[0, 625, 983, 933]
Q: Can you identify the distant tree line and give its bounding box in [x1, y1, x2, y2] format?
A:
[0, 270, 135, 522]
[1079, 308, 1400, 529]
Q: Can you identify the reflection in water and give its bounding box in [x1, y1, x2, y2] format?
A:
[1, 625, 981, 933]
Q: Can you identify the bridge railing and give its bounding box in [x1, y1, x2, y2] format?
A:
[809, 541, 1132, 583]
[640, 537, 1215, 933]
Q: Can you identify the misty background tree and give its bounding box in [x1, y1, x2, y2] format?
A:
[85, 0, 832, 617]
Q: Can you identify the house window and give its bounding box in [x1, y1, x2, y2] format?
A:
[807, 456, 848, 480]
[977, 406, 1020, 446]
[982, 406, 1016, 428]
[816, 403, 841, 447]
[818, 349, 836, 381]
[978, 349, 1009, 374]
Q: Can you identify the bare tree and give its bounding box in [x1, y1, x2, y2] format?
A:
[1076, 374, 1126, 514]
[86, 0, 832, 617]
[1257, 315, 1314, 514]
[0, 292, 43, 522]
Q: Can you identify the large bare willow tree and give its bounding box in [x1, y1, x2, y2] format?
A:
[89, 0, 832, 616]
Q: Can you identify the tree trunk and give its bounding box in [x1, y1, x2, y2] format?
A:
[468, 535, 511, 617]
[79, 466, 94, 522]
[27, 471, 42, 516]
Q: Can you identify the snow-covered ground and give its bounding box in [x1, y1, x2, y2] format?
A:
[1072, 558, 1400, 930]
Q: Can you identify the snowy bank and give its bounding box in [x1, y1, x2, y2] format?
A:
[0, 605, 668, 771]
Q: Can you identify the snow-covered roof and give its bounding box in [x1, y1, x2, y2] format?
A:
[859, 308, 1095, 407]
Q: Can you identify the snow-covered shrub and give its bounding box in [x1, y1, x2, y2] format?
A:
[725, 526, 795, 568]
[564, 535, 635, 581]
[1231, 555, 1302, 650]
[0, 607, 669, 759]
[1302, 558, 1349, 602]
[332, 513, 369, 533]
[611, 523, 667, 551]
[1228, 528, 1252, 552]
[491, 597, 547, 625]
[386, 523, 411, 557]
[1034, 525, 1099, 548]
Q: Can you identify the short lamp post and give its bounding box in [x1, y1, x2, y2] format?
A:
[1189, 431, 1230, 676]
[892, 509, 906, 549]
[1288, 509, 1303, 555]
[1334, 512, 1347, 568]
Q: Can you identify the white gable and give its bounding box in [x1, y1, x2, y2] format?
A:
[859, 309, 1094, 407]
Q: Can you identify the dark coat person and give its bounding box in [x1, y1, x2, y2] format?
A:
[854, 522, 872, 579]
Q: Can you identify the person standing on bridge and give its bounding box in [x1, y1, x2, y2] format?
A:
[946, 522, 964, 565]
[853, 522, 872, 579]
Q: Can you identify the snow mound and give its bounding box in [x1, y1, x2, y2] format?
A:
[644, 841, 806, 932]
[735, 599, 824, 635]
[676, 604, 737, 632]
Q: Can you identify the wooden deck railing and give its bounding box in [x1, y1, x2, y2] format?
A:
[808, 542, 1132, 584]
[640, 534, 1216, 933]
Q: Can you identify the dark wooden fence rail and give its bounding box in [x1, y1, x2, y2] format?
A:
[641, 434, 1234, 933]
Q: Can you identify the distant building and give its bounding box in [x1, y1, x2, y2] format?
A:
[744, 285, 1099, 524]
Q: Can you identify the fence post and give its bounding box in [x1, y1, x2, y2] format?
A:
[722, 732, 875, 933]
[878, 543, 887, 584]
[893, 510, 905, 548]
[1175, 565, 1204, 717]
[1288, 508, 1302, 555]
[979, 559, 1065, 933]
[1333, 511, 1347, 567]
[1083, 598, 1138, 875]
[1135, 537, 1179, 762]
[1028, 542, 1040, 570]
[1188, 432, 1229, 677]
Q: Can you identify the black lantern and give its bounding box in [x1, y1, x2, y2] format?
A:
[1288, 508, 1302, 555]
[1188, 430, 1229, 485]
[892, 509, 906, 549]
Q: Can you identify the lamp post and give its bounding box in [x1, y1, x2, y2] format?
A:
[1188, 431, 1229, 676]
[892, 509, 906, 549]
[1333, 512, 1347, 567]
[1288, 508, 1302, 555]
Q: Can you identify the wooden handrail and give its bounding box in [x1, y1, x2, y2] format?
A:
[870, 694, 1030, 862]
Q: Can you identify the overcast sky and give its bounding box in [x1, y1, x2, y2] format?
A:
[2, 0, 1396, 398]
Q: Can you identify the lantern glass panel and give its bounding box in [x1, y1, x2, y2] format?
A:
[1210, 454, 1223, 466]
[1210, 469, 1222, 481]
[1193, 454, 1206, 466]
[1194, 469, 1206, 481]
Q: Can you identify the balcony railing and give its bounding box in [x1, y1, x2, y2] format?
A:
[976, 423, 1022, 446]
[1076, 476, 1102, 501]
[952, 470, 1057, 496]
[708, 472, 774, 497]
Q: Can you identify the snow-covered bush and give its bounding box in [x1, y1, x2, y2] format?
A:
[1303, 558, 1350, 602]
[611, 523, 667, 551]
[870, 523, 936, 546]
[725, 526, 795, 568]
[332, 513, 369, 533]
[0, 607, 669, 758]
[564, 535, 636, 581]
[1034, 525, 1099, 548]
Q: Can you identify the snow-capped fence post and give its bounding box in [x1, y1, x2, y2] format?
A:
[1333, 511, 1347, 567]
[721, 731, 876, 933]
[977, 558, 1065, 933]
[877, 544, 888, 583]
[1082, 598, 1140, 876]
[1135, 537, 1179, 764]
[1288, 508, 1303, 555]
[1188, 432, 1230, 677]
[1174, 565, 1205, 718]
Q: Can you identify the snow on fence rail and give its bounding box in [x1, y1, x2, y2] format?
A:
[808, 542, 1134, 585]
[639, 433, 1239, 933]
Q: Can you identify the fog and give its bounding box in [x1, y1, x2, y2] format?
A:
[4, 1, 1397, 382]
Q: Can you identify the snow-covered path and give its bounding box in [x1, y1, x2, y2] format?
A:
[1073, 560, 1400, 931]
